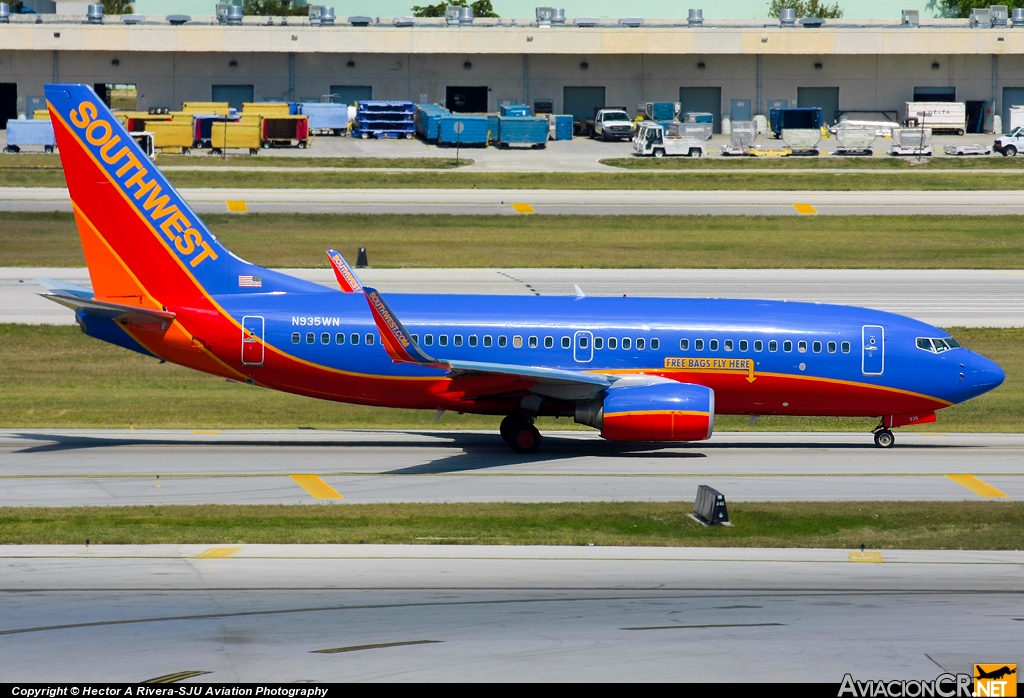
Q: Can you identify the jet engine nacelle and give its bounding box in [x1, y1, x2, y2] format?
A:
[575, 382, 715, 442]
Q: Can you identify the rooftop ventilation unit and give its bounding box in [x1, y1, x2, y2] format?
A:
[799, 17, 825, 28]
[458, 7, 474, 25]
[1013, 7, 1024, 25]
[320, 7, 335, 25]
[574, 16, 598, 27]
[688, 9, 703, 26]
[901, 9, 919, 27]
[122, 15, 142, 24]
[971, 7, 992, 27]
[86, 4, 103, 23]
[991, 5, 1009, 26]
[225, 5, 243, 25]
[619, 17, 643, 27]
[0, 3, 10, 24]
[536, 7, 554, 24]
[393, 16, 415, 26]
[445, 5, 461, 24]
[349, 16, 372, 27]
[779, 8, 796, 26]
[167, 14, 190, 25]
[552, 8, 565, 24]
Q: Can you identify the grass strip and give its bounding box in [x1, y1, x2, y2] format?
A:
[1, 502, 1021, 549]
[0, 154, 469, 170]
[600, 156, 1024, 170]
[0, 325, 1019, 432]
[6, 212, 1024, 269]
[6, 168, 1024, 190]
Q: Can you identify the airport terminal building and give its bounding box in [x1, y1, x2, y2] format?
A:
[2, 9, 1023, 132]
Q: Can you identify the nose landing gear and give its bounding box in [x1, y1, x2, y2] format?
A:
[500, 414, 542, 454]
[872, 423, 895, 448]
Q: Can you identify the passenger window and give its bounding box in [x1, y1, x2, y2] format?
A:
[784, 340, 793, 352]
[754, 340, 763, 352]
[337, 333, 346, 345]
[483, 335, 492, 347]
[841, 341, 851, 353]
[769, 340, 778, 352]
[306, 333, 315, 344]
[579, 335, 589, 349]
[321, 333, 330, 345]
[636, 338, 645, 350]
[454, 335, 463, 347]
[827, 341, 837, 353]
[498, 335, 508, 348]
[350, 333, 360, 345]
[622, 337, 631, 350]
[813, 341, 822, 353]
[798, 341, 807, 353]
[528, 336, 538, 348]
[469, 335, 478, 347]
[439, 335, 449, 346]
[365, 334, 375, 346]
[544, 336, 554, 349]
[695, 339, 704, 351]
[724, 340, 733, 351]
[710, 339, 719, 351]
[739, 340, 748, 352]
[561, 336, 571, 349]
[513, 335, 523, 348]
[291, 332, 300, 344]
[594, 337, 604, 349]
[650, 338, 659, 350]
[680, 339, 689, 351]
[424, 334, 433, 346]
[608, 337, 618, 350]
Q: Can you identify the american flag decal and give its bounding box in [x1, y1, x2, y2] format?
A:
[238, 275, 262, 288]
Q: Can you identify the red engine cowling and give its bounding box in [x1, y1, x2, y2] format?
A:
[575, 382, 715, 442]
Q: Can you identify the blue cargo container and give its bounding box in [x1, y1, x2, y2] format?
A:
[497, 116, 548, 147]
[500, 104, 531, 117]
[553, 114, 574, 141]
[487, 114, 500, 141]
[4, 119, 57, 153]
[301, 103, 350, 134]
[769, 107, 822, 138]
[648, 102, 677, 121]
[439, 115, 490, 145]
[684, 111, 714, 124]
[353, 100, 416, 139]
[414, 103, 450, 141]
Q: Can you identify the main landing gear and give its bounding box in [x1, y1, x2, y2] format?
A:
[500, 414, 542, 454]
[872, 422, 895, 449]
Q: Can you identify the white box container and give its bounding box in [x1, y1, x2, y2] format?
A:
[904, 102, 966, 134]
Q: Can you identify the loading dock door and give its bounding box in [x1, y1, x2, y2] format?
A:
[730, 99, 752, 122]
[0, 83, 17, 130]
[328, 85, 372, 105]
[1003, 87, 1024, 131]
[446, 86, 488, 113]
[563, 86, 606, 126]
[679, 87, 722, 133]
[913, 87, 956, 102]
[212, 85, 255, 111]
[797, 87, 839, 126]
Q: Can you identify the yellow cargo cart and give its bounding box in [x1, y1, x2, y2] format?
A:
[260, 115, 311, 149]
[114, 111, 173, 132]
[149, 117, 196, 154]
[33, 109, 51, 120]
[210, 120, 261, 156]
[181, 102, 233, 116]
[242, 102, 291, 118]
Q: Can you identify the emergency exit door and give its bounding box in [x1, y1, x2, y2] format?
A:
[574, 331, 593, 363]
[242, 315, 265, 366]
[862, 325, 884, 376]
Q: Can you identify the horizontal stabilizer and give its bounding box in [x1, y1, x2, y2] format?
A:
[41, 290, 176, 325]
[326, 249, 363, 293]
[34, 278, 93, 300]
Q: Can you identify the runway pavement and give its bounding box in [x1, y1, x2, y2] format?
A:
[1, 544, 1021, 681]
[5, 186, 1024, 215]
[2, 430, 1020, 506]
[6, 267, 1024, 327]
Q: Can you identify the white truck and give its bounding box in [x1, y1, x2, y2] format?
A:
[993, 126, 1024, 156]
[587, 108, 636, 141]
[633, 122, 704, 157]
[904, 102, 966, 135]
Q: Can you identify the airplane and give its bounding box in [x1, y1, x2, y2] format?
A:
[38, 84, 1005, 453]
[975, 666, 1017, 681]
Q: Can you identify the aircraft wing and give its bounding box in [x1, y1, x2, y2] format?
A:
[40, 289, 176, 325]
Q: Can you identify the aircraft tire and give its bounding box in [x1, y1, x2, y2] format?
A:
[508, 422, 542, 454]
[873, 429, 895, 448]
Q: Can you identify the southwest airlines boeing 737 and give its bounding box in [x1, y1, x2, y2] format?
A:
[39, 84, 1004, 453]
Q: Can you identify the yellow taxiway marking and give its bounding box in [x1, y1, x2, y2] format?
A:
[145, 671, 212, 684]
[226, 200, 248, 213]
[849, 551, 884, 563]
[512, 202, 535, 214]
[290, 474, 344, 500]
[793, 203, 817, 214]
[194, 547, 243, 559]
[946, 474, 1008, 498]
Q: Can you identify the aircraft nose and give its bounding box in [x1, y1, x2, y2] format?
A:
[964, 352, 1005, 394]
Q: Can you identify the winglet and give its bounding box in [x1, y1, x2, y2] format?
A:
[326, 249, 363, 293]
[362, 286, 443, 366]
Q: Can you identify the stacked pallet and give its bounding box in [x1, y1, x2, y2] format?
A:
[353, 101, 415, 139]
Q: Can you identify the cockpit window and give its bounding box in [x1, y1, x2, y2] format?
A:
[916, 337, 962, 353]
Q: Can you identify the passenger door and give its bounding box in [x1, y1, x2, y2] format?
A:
[862, 325, 884, 376]
[574, 331, 593, 363]
[242, 315, 265, 366]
